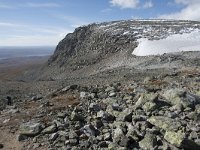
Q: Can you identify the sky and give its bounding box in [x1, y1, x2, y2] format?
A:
[0, 0, 200, 46]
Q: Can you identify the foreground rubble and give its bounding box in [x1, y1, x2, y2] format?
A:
[0, 69, 195, 150]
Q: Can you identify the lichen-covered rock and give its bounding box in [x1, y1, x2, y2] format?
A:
[71, 111, 84, 121]
[117, 108, 132, 122]
[147, 116, 181, 131]
[97, 110, 115, 121]
[135, 93, 158, 109]
[42, 124, 57, 134]
[19, 121, 43, 136]
[162, 88, 185, 106]
[139, 133, 157, 149]
[142, 101, 157, 112]
[113, 127, 125, 143]
[164, 130, 185, 148]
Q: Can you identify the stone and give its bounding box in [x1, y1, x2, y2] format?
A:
[164, 130, 185, 148]
[142, 101, 157, 112]
[117, 108, 132, 122]
[69, 131, 78, 139]
[50, 133, 59, 141]
[57, 112, 67, 118]
[162, 88, 184, 104]
[88, 103, 101, 112]
[109, 92, 116, 97]
[119, 136, 130, 147]
[189, 131, 198, 139]
[104, 132, 111, 141]
[135, 93, 158, 109]
[98, 141, 109, 148]
[31, 95, 42, 101]
[112, 103, 122, 111]
[81, 124, 97, 137]
[97, 110, 115, 122]
[0, 144, 3, 149]
[17, 134, 28, 141]
[147, 116, 181, 131]
[42, 124, 57, 134]
[80, 92, 87, 98]
[113, 127, 124, 143]
[69, 139, 78, 146]
[139, 133, 157, 149]
[94, 119, 103, 129]
[162, 89, 200, 108]
[71, 111, 84, 121]
[195, 104, 200, 113]
[19, 121, 43, 136]
[105, 86, 116, 92]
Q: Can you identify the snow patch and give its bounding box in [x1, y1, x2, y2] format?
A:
[132, 30, 200, 56]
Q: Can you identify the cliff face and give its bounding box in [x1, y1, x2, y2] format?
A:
[48, 22, 137, 69]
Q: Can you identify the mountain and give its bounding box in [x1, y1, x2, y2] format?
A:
[34, 20, 200, 80]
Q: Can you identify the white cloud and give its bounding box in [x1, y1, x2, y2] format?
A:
[109, 0, 154, 9]
[110, 0, 140, 9]
[143, 1, 153, 8]
[159, 0, 200, 21]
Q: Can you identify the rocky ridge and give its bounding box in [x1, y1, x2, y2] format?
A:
[33, 20, 200, 80]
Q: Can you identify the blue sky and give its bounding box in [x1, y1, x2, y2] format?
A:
[0, 0, 199, 46]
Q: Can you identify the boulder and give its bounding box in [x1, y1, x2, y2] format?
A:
[19, 121, 43, 136]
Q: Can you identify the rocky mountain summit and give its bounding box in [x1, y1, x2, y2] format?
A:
[33, 19, 200, 80]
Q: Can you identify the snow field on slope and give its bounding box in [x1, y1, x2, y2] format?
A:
[132, 29, 200, 56]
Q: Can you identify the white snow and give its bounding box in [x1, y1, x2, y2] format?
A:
[132, 29, 200, 56]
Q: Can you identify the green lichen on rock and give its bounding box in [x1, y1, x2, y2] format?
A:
[139, 133, 157, 149]
[147, 116, 181, 131]
[164, 130, 185, 147]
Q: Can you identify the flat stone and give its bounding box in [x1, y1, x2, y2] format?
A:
[19, 121, 43, 136]
[147, 116, 181, 131]
[42, 124, 57, 134]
